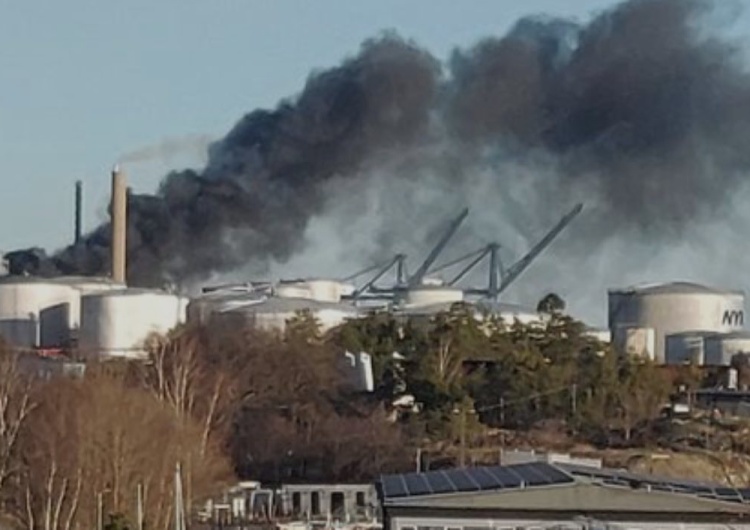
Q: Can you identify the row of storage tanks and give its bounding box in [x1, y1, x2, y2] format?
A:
[187, 278, 544, 331]
[0, 275, 547, 360]
[609, 282, 750, 366]
[0, 276, 186, 358]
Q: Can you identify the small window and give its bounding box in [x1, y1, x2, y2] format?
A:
[356, 492, 366, 507]
[291, 492, 301, 514]
[401, 526, 416, 530]
[311, 492, 321, 516]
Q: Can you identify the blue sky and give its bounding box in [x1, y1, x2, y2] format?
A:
[2, 0, 748, 252]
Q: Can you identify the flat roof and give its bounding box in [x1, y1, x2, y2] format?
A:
[609, 281, 743, 297]
[378, 462, 750, 515]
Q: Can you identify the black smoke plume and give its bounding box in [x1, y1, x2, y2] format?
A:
[9, 0, 750, 304]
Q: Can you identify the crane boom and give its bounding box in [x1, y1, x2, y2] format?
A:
[497, 203, 583, 295]
[408, 208, 469, 288]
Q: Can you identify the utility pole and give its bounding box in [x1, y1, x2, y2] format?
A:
[137, 482, 144, 530]
[571, 383, 577, 416]
[97, 492, 103, 530]
[415, 448, 423, 473]
[459, 407, 467, 468]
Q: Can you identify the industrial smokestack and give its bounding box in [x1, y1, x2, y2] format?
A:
[74, 180, 82, 245]
[111, 165, 127, 284]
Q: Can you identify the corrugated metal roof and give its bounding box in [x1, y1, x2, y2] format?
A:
[609, 282, 743, 297]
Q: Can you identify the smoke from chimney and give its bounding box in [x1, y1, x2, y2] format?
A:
[9, 0, 750, 320]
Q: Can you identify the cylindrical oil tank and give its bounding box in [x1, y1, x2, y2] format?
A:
[303, 279, 344, 303]
[274, 281, 313, 300]
[79, 289, 187, 359]
[608, 282, 744, 363]
[0, 277, 79, 348]
[186, 291, 263, 324]
[220, 298, 358, 332]
[665, 331, 713, 365]
[51, 276, 126, 335]
[704, 331, 750, 366]
[402, 286, 464, 308]
[478, 301, 543, 326]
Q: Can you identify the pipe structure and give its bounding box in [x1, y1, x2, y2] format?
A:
[74, 180, 83, 245]
[110, 165, 127, 284]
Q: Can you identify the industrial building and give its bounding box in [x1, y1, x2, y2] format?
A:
[609, 282, 746, 364]
[0, 168, 187, 360]
[378, 462, 750, 529]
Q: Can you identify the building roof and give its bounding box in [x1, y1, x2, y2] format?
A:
[378, 462, 750, 515]
[609, 281, 743, 297]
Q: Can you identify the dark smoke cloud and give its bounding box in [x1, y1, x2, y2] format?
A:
[9, 0, 750, 308]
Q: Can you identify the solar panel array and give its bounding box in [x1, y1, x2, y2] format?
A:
[379, 462, 575, 500]
[559, 463, 750, 505]
[380, 462, 750, 506]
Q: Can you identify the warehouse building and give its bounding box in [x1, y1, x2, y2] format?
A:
[608, 282, 745, 364]
[378, 462, 750, 529]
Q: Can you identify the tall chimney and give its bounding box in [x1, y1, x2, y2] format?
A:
[111, 165, 127, 284]
[74, 180, 83, 245]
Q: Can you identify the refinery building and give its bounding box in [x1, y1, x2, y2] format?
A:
[2, 167, 749, 371]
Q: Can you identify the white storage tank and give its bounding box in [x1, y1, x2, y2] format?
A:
[274, 281, 313, 300]
[401, 286, 465, 308]
[79, 289, 187, 359]
[704, 331, 750, 366]
[479, 301, 544, 327]
[187, 290, 263, 324]
[274, 279, 349, 303]
[665, 331, 713, 365]
[218, 297, 359, 333]
[612, 326, 656, 360]
[0, 277, 79, 348]
[608, 282, 744, 363]
[51, 276, 125, 339]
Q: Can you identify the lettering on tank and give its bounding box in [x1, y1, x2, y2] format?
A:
[722, 310, 744, 327]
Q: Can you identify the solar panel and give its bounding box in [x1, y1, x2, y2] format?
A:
[511, 463, 554, 486]
[532, 462, 576, 485]
[442, 468, 481, 492]
[403, 473, 433, 496]
[469, 467, 504, 489]
[381, 461, 750, 505]
[381, 474, 409, 498]
[485, 465, 523, 488]
[423, 470, 458, 494]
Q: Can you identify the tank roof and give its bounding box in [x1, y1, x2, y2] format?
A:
[0, 275, 121, 287]
[398, 300, 539, 317]
[224, 296, 358, 314]
[710, 331, 750, 341]
[609, 282, 743, 297]
[0, 275, 72, 285]
[82, 288, 178, 298]
[666, 330, 722, 339]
